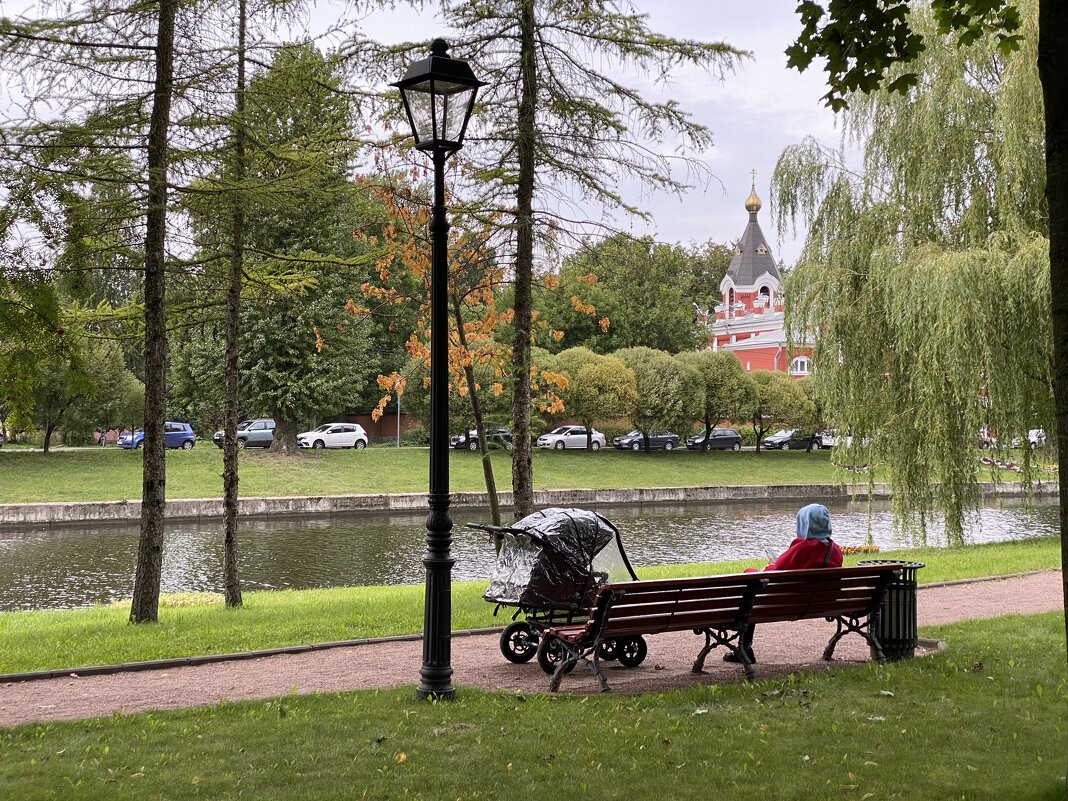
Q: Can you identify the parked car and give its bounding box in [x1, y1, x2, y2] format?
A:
[818, 428, 840, 449]
[451, 427, 513, 451]
[297, 423, 369, 450]
[686, 428, 742, 451]
[613, 430, 680, 451]
[118, 422, 196, 450]
[763, 428, 820, 451]
[1011, 428, 1047, 449]
[212, 418, 275, 449]
[536, 425, 606, 450]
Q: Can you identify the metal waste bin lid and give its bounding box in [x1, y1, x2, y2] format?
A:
[856, 558, 925, 580]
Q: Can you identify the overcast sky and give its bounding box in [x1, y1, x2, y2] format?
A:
[334, 1, 845, 265]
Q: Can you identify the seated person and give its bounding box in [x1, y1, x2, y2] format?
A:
[725, 503, 843, 664]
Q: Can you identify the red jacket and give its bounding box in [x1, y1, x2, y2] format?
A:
[768, 538, 843, 571]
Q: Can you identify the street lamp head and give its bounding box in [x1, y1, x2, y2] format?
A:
[393, 38, 486, 154]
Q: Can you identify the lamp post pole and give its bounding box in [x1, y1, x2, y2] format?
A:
[393, 38, 484, 701]
[419, 147, 455, 700]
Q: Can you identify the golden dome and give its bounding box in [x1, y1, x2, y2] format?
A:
[744, 169, 762, 213]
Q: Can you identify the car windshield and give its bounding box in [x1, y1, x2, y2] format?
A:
[548, 427, 570, 435]
[311, 425, 333, 433]
[626, 431, 640, 437]
[236, 421, 253, 431]
[771, 429, 792, 437]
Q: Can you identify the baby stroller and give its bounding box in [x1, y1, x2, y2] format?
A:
[471, 507, 646, 674]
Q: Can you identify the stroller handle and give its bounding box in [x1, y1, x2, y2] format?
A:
[465, 522, 548, 546]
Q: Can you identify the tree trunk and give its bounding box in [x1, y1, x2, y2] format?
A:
[42, 421, 56, 454]
[130, 0, 176, 624]
[1037, 9, 1068, 798]
[452, 296, 501, 526]
[269, 418, 301, 454]
[702, 419, 712, 451]
[509, 0, 537, 520]
[221, 0, 247, 609]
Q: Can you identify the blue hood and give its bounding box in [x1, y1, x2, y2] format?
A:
[795, 503, 832, 541]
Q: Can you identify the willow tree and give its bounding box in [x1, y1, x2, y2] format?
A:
[613, 346, 700, 450]
[556, 347, 638, 450]
[355, 2, 743, 517]
[676, 349, 757, 450]
[774, 1, 1051, 543]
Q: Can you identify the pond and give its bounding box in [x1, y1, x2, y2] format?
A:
[0, 496, 1057, 612]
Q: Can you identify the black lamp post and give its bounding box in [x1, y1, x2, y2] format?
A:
[393, 39, 485, 701]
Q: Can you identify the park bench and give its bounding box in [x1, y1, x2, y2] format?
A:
[537, 563, 904, 692]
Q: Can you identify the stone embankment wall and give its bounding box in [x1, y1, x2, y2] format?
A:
[0, 482, 1055, 529]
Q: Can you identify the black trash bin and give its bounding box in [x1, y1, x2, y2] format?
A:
[858, 559, 925, 661]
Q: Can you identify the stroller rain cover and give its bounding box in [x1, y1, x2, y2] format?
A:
[484, 507, 618, 612]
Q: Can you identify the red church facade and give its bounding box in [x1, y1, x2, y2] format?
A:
[705, 175, 811, 378]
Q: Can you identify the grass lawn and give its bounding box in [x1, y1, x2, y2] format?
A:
[0, 537, 1057, 676]
[1, 612, 1063, 800]
[0, 446, 861, 504]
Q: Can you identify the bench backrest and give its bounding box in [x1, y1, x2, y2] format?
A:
[590, 574, 763, 639]
[748, 565, 901, 624]
[589, 564, 902, 637]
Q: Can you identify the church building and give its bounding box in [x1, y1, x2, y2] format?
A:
[706, 174, 810, 378]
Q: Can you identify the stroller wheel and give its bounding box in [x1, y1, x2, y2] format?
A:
[597, 639, 620, 661]
[616, 636, 648, 668]
[500, 621, 539, 663]
[536, 638, 576, 675]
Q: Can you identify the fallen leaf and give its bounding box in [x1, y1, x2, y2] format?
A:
[191, 776, 202, 785]
[861, 794, 875, 801]
[432, 727, 446, 737]
[654, 664, 666, 671]
[864, 761, 879, 767]
[130, 773, 145, 780]
[690, 708, 709, 717]
[661, 739, 671, 747]
[876, 690, 894, 697]
[394, 752, 407, 765]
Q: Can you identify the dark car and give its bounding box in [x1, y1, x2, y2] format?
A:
[686, 428, 742, 451]
[450, 426, 514, 451]
[212, 418, 275, 449]
[612, 430, 680, 451]
[118, 422, 196, 450]
[763, 428, 820, 451]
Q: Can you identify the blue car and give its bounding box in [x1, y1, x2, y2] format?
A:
[118, 422, 196, 450]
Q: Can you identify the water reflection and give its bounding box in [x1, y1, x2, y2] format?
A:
[0, 496, 1057, 611]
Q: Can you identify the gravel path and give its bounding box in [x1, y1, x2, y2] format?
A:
[0, 571, 1060, 728]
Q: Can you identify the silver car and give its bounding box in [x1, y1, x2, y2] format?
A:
[536, 425, 606, 450]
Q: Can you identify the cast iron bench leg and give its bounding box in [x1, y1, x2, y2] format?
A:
[692, 628, 749, 677]
[823, 614, 886, 662]
[549, 644, 581, 693]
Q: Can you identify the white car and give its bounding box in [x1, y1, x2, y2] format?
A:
[535, 425, 606, 450]
[298, 423, 369, 449]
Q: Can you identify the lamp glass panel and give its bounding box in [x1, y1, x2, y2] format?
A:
[433, 83, 475, 143]
[402, 82, 435, 145]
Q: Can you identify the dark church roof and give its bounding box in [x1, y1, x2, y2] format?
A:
[724, 181, 781, 288]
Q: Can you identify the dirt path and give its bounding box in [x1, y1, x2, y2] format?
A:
[0, 571, 1061, 728]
